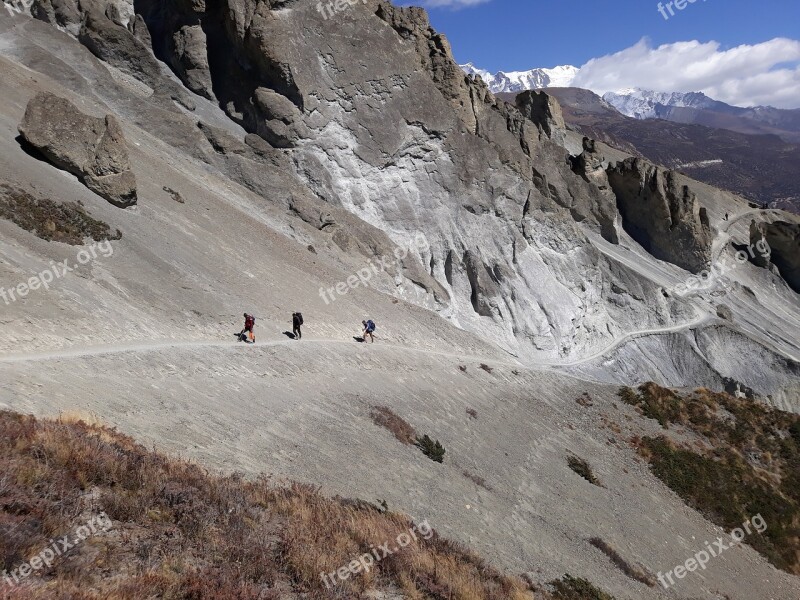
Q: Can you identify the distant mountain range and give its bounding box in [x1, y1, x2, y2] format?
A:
[461, 64, 800, 144]
[460, 63, 579, 93]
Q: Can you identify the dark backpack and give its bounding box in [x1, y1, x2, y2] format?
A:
[366, 320, 375, 333]
[296, 313, 304, 326]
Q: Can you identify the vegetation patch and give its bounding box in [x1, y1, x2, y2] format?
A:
[0, 183, 121, 245]
[370, 406, 416, 445]
[550, 574, 616, 600]
[416, 434, 446, 463]
[0, 410, 536, 599]
[463, 470, 492, 491]
[162, 186, 185, 204]
[567, 455, 602, 487]
[623, 383, 800, 574]
[588, 537, 655, 587]
[466, 408, 478, 419]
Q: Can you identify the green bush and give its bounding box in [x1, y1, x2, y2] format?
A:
[567, 456, 601, 487]
[641, 436, 798, 573]
[416, 435, 445, 463]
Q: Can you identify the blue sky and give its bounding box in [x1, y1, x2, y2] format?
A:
[409, 0, 800, 108]
[420, 0, 800, 72]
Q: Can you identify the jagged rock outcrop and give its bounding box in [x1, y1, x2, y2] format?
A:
[566, 138, 620, 243]
[170, 24, 214, 100]
[570, 138, 605, 180]
[32, 0, 196, 110]
[18, 92, 137, 207]
[515, 90, 567, 147]
[750, 220, 800, 293]
[607, 158, 711, 273]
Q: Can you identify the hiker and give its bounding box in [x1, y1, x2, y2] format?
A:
[724, 212, 729, 221]
[240, 313, 256, 344]
[362, 319, 376, 343]
[292, 312, 303, 340]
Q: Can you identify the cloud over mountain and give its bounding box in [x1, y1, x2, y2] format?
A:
[572, 38, 800, 109]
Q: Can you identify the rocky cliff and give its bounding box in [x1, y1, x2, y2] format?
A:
[607, 157, 712, 274]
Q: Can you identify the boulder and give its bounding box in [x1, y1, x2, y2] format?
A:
[607, 157, 711, 273]
[18, 92, 137, 207]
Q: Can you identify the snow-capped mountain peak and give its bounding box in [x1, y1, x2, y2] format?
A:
[602, 89, 718, 119]
[460, 63, 579, 94]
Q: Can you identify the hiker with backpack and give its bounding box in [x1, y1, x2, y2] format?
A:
[292, 312, 304, 340]
[362, 319, 376, 343]
[240, 313, 256, 344]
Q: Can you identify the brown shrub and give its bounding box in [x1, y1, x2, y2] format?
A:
[370, 406, 416, 445]
[588, 537, 655, 587]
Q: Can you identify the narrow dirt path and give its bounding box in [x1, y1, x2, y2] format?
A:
[0, 315, 713, 369]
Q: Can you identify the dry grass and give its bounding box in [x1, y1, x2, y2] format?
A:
[370, 406, 417, 445]
[622, 383, 800, 574]
[0, 410, 542, 599]
[0, 183, 121, 244]
[588, 538, 655, 587]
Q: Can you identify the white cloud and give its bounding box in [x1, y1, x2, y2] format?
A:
[571, 38, 800, 109]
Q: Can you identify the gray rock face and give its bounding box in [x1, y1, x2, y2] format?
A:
[18, 92, 137, 207]
[170, 24, 214, 100]
[607, 157, 712, 273]
[30, 0, 82, 35]
[750, 219, 800, 293]
[252, 87, 309, 148]
[32, 0, 196, 110]
[515, 89, 567, 147]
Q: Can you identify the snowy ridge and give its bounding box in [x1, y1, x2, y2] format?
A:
[602, 88, 718, 119]
[460, 62, 579, 93]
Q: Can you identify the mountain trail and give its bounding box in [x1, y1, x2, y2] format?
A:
[0, 315, 713, 368]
